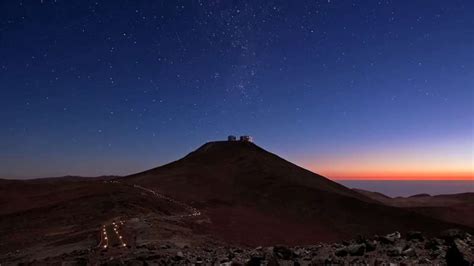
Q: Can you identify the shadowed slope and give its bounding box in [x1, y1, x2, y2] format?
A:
[127, 141, 371, 203]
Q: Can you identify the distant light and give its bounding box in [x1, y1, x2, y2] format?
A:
[103, 245, 107, 248]
[123, 243, 126, 247]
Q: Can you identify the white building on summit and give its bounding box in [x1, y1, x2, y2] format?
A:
[239, 135, 253, 142]
[227, 135, 253, 142]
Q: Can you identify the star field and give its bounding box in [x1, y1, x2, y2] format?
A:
[0, 0, 472, 179]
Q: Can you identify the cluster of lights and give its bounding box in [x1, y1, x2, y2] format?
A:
[101, 225, 108, 249]
[113, 221, 127, 248]
[99, 220, 127, 250]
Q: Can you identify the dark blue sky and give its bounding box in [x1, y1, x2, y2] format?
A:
[1, 0, 472, 179]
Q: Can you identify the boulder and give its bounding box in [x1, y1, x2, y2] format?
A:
[246, 256, 264, 266]
[402, 247, 416, 257]
[174, 251, 184, 260]
[273, 246, 293, 260]
[417, 258, 432, 264]
[346, 244, 366, 256]
[364, 240, 377, 252]
[387, 246, 403, 257]
[406, 231, 424, 241]
[195, 257, 204, 265]
[446, 239, 474, 266]
[380, 232, 401, 244]
[335, 248, 348, 257]
[425, 238, 443, 250]
[160, 244, 171, 249]
[441, 229, 468, 242]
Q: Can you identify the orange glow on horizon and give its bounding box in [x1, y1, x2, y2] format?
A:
[298, 138, 473, 181]
[320, 170, 474, 180]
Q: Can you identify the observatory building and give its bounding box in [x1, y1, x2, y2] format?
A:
[227, 135, 253, 142]
[239, 135, 253, 142]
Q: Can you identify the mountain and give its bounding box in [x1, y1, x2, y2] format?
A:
[123, 141, 471, 245]
[354, 188, 474, 228]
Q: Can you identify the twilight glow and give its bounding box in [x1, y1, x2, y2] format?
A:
[0, 1, 473, 180]
[300, 138, 473, 180]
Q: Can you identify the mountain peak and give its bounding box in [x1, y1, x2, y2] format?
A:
[127, 140, 372, 204]
[123, 141, 469, 245]
[183, 140, 263, 161]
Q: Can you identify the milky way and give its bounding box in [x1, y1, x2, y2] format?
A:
[1, 1, 472, 179]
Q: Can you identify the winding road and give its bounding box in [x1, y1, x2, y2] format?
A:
[98, 181, 202, 251]
[132, 184, 201, 218]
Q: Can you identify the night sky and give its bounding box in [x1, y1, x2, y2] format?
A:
[1, 1, 473, 180]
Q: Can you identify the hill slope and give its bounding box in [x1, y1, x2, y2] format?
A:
[354, 189, 474, 228]
[124, 141, 471, 245]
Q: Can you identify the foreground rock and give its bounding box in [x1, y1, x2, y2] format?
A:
[2, 230, 473, 265]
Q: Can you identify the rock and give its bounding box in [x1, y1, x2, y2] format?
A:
[446, 239, 474, 266]
[364, 240, 377, 252]
[374, 258, 385, 265]
[246, 256, 264, 266]
[417, 258, 431, 264]
[273, 246, 293, 260]
[220, 260, 232, 266]
[402, 247, 416, 257]
[346, 244, 365, 256]
[335, 248, 348, 257]
[387, 246, 403, 257]
[425, 238, 443, 250]
[380, 232, 401, 244]
[355, 235, 366, 244]
[266, 255, 280, 266]
[233, 248, 244, 253]
[430, 249, 443, 259]
[195, 257, 204, 265]
[441, 229, 468, 242]
[406, 231, 424, 241]
[175, 251, 184, 260]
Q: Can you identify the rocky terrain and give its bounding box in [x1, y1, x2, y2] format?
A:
[4, 229, 472, 265]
